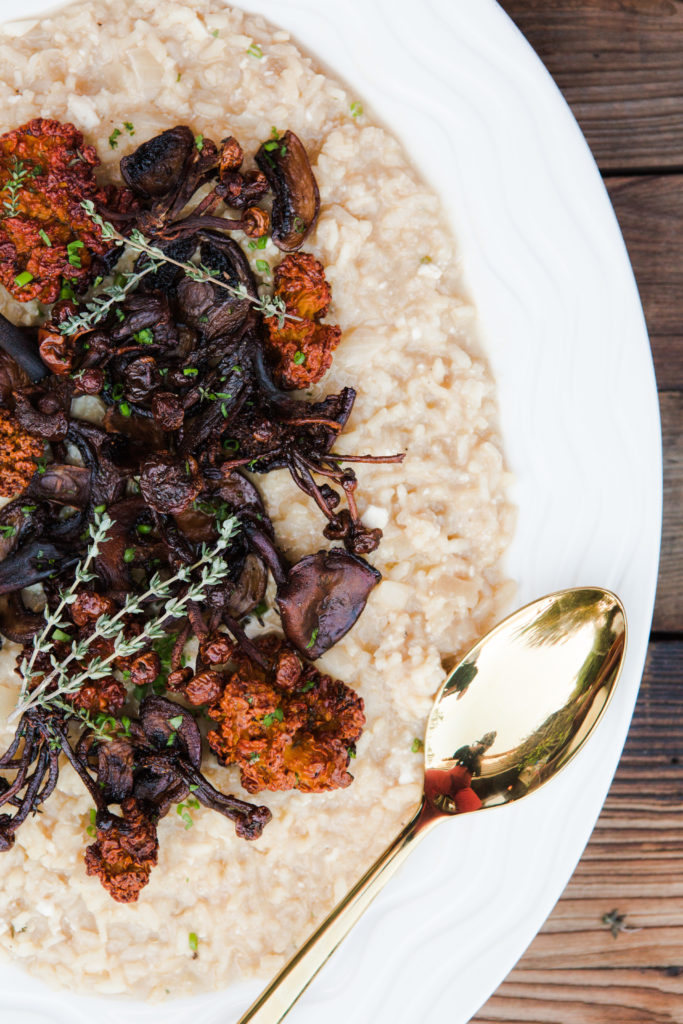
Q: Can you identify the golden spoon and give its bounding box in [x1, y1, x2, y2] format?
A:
[238, 586, 627, 1023]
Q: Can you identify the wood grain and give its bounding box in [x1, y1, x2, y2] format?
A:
[606, 176, 683, 390]
[474, 642, 683, 1023]
[482, 7, 682, 1019]
[499, 0, 683, 173]
[655, 393, 683, 632]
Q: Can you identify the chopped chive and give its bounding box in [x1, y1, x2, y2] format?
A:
[293, 350, 306, 365]
[52, 628, 72, 642]
[123, 547, 135, 563]
[118, 402, 131, 418]
[255, 259, 270, 274]
[0, 524, 16, 538]
[305, 626, 319, 649]
[411, 737, 424, 753]
[183, 367, 198, 376]
[137, 523, 152, 534]
[38, 229, 51, 247]
[194, 134, 204, 153]
[188, 932, 198, 953]
[14, 271, 33, 287]
[168, 715, 183, 729]
[246, 43, 263, 58]
[350, 101, 363, 118]
[133, 328, 154, 345]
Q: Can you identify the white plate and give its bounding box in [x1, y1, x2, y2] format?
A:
[0, 0, 662, 1022]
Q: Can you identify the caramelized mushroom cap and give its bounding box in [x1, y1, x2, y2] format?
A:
[255, 131, 320, 251]
[139, 695, 202, 768]
[28, 463, 91, 505]
[0, 540, 76, 595]
[95, 736, 136, 804]
[120, 126, 196, 199]
[276, 548, 380, 658]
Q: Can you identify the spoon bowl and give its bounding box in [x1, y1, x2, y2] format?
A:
[425, 586, 626, 816]
[239, 586, 627, 1023]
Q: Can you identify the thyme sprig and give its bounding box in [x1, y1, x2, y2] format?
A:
[59, 200, 291, 335]
[1, 157, 37, 217]
[58, 261, 160, 335]
[12, 514, 239, 720]
[19, 508, 113, 702]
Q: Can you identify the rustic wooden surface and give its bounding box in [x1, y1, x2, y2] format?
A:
[474, 3, 683, 1022]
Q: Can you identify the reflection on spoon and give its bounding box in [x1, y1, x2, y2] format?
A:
[238, 586, 627, 1024]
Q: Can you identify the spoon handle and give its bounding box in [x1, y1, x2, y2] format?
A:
[236, 797, 437, 1023]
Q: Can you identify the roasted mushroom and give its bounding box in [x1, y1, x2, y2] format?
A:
[255, 130, 320, 250]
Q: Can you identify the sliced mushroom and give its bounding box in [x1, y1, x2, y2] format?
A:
[13, 392, 67, 442]
[94, 497, 144, 591]
[0, 592, 44, 643]
[27, 464, 91, 506]
[276, 548, 381, 658]
[224, 553, 268, 619]
[120, 126, 196, 199]
[255, 131, 320, 251]
[95, 737, 136, 804]
[139, 696, 202, 768]
[0, 541, 77, 595]
[140, 452, 202, 515]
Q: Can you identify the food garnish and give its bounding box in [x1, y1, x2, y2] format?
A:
[0, 117, 404, 902]
[0, 119, 135, 302]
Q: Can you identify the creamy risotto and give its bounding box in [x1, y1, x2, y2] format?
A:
[0, 0, 515, 999]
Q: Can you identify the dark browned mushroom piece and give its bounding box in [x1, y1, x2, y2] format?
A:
[27, 463, 91, 506]
[139, 695, 202, 768]
[255, 130, 320, 251]
[0, 540, 77, 595]
[139, 452, 203, 516]
[0, 314, 48, 383]
[91, 735, 137, 805]
[94, 497, 146, 591]
[13, 391, 68, 442]
[0, 592, 45, 643]
[120, 125, 196, 199]
[174, 233, 257, 340]
[276, 548, 381, 658]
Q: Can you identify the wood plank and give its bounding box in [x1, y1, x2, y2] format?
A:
[655, 393, 683, 632]
[498, 0, 683, 172]
[606, 176, 683, 391]
[474, 640, 683, 1023]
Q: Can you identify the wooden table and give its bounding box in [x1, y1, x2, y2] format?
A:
[472, 3, 683, 1021]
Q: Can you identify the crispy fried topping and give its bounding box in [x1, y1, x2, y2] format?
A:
[84, 797, 159, 903]
[265, 253, 340, 388]
[0, 407, 44, 496]
[0, 119, 119, 302]
[208, 636, 364, 793]
[273, 252, 331, 320]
